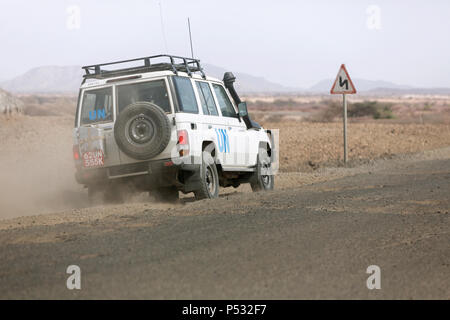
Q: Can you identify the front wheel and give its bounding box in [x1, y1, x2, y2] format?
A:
[194, 152, 219, 200]
[250, 151, 274, 192]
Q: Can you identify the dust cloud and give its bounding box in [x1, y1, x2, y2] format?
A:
[0, 115, 87, 220]
[0, 114, 180, 221]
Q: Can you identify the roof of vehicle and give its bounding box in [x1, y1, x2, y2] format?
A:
[80, 54, 222, 89]
[80, 70, 222, 89]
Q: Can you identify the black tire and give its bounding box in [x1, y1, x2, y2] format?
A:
[103, 183, 126, 204]
[194, 152, 219, 200]
[250, 148, 274, 192]
[114, 101, 171, 160]
[88, 182, 129, 205]
[151, 187, 179, 203]
[87, 184, 104, 206]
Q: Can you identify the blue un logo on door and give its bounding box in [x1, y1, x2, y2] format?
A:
[89, 109, 106, 121]
[215, 128, 230, 153]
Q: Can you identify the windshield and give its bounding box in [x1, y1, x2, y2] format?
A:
[117, 79, 171, 113]
[80, 87, 113, 125]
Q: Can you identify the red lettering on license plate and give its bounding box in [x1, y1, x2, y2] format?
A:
[82, 150, 104, 167]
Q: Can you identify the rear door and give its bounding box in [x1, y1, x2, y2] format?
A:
[77, 86, 120, 168]
[115, 77, 176, 164]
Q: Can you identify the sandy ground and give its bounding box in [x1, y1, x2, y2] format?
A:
[0, 112, 449, 299]
[0, 146, 448, 299]
[1, 114, 450, 220]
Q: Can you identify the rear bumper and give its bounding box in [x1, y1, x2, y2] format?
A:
[75, 157, 200, 189]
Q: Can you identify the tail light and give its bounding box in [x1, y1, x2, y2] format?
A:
[177, 130, 189, 157]
[178, 130, 188, 145]
[73, 145, 80, 160]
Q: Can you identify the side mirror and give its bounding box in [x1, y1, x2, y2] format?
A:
[238, 102, 248, 117]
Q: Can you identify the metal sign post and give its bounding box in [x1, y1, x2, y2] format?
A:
[343, 93, 348, 163]
[330, 64, 356, 164]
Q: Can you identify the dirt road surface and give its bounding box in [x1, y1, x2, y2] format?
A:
[0, 147, 449, 299]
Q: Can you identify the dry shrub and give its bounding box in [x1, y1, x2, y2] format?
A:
[263, 113, 284, 123]
[349, 101, 394, 119]
[308, 100, 341, 122]
[250, 112, 284, 124]
[19, 95, 77, 117]
[310, 100, 394, 122]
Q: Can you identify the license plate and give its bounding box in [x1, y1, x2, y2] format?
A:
[82, 150, 104, 167]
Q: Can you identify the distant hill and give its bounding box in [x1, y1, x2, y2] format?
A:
[0, 64, 298, 94]
[309, 78, 413, 93]
[202, 64, 299, 93]
[0, 66, 84, 93]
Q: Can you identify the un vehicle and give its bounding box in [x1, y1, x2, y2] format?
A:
[73, 55, 276, 202]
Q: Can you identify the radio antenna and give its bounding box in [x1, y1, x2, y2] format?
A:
[159, 1, 168, 53]
[188, 17, 194, 58]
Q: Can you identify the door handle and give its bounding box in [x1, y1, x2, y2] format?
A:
[208, 125, 212, 129]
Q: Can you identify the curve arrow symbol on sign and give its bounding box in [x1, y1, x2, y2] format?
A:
[331, 64, 357, 94]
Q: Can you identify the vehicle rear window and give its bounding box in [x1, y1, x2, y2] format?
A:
[212, 84, 237, 118]
[80, 87, 113, 125]
[117, 79, 171, 113]
[196, 81, 218, 116]
[173, 76, 198, 114]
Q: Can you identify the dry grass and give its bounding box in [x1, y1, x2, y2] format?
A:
[261, 121, 450, 171]
[248, 95, 450, 171]
[246, 94, 450, 125]
[18, 94, 77, 116]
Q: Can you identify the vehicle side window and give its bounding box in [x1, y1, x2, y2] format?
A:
[196, 81, 218, 116]
[212, 84, 237, 118]
[80, 87, 113, 125]
[173, 76, 198, 113]
[116, 79, 171, 113]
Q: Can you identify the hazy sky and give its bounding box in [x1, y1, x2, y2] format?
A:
[1, 0, 450, 88]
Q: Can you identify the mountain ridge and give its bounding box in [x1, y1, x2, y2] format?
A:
[308, 78, 413, 93]
[0, 64, 299, 94]
[1, 65, 448, 95]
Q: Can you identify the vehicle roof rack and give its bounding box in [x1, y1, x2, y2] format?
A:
[81, 54, 206, 81]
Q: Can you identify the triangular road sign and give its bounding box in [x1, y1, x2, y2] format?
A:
[330, 64, 356, 94]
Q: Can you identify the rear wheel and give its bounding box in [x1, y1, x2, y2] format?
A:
[103, 183, 126, 204]
[194, 152, 219, 200]
[88, 182, 130, 205]
[87, 184, 104, 206]
[151, 187, 179, 203]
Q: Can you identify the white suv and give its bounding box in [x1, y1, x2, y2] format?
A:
[73, 55, 277, 202]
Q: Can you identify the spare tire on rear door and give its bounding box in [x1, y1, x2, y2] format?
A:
[114, 101, 171, 160]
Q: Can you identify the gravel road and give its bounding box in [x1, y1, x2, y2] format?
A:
[0, 148, 449, 299]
